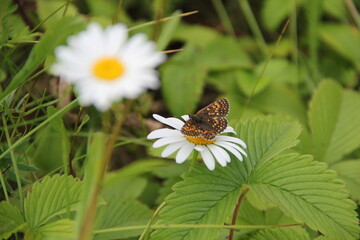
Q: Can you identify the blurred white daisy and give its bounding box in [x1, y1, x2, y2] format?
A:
[51, 23, 165, 111]
[147, 114, 247, 171]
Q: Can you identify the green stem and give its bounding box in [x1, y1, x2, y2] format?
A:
[2, 114, 24, 212]
[238, 0, 268, 55]
[94, 223, 302, 234]
[0, 167, 9, 202]
[212, 0, 236, 37]
[0, 99, 78, 161]
[139, 202, 167, 240]
[189, 151, 199, 172]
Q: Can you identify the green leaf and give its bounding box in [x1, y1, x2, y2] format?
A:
[249, 154, 359, 239]
[249, 83, 307, 125]
[160, 44, 207, 115]
[236, 118, 302, 179]
[331, 160, 360, 201]
[0, 17, 86, 102]
[24, 174, 82, 228]
[94, 197, 152, 240]
[25, 219, 75, 240]
[157, 10, 181, 51]
[251, 227, 311, 240]
[308, 80, 360, 163]
[37, 0, 79, 27]
[261, 0, 293, 31]
[319, 24, 360, 70]
[150, 164, 243, 240]
[197, 36, 253, 70]
[151, 119, 302, 240]
[0, 201, 25, 239]
[237, 198, 296, 226]
[173, 23, 220, 47]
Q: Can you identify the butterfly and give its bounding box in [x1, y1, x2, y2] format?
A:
[181, 98, 230, 140]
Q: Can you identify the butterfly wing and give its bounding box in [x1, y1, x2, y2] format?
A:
[181, 119, 201, 137]
[196, 98, 229, 117]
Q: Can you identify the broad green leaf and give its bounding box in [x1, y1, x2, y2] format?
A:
[249, 154, 359, 239]
[319, 24, 360, 70]
[197, 36, 253, 70]
[331, 160, 360, 201]
[104, 159, 169, 187]
[102, 177, 147, 201]
[151, 119, 302, 240]
[236, 118, 302, 179]
[94, 196, 152, 240]
[251, 227, 311, 240]
[0, 201, 25, 239]
[25, 219, 75, 240]
[261, 0, 293, 31]
[237, 199, 296, 226]
[24, 174, 82, 228]
[157, 10, 181, 51]
[173, 23, 220, 47]
[37, 0, 79, 27]
[309, 80, 360, 163]
[160, 44, 207, 115]
[150, 164, 243, 240]
[322, 0, 346, 20]
[250, 83, 307, 125]
[0, 17, 86, 102]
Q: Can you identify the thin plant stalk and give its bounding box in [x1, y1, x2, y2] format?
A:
[228, 188, 249, 240]
[212, 0, 236, 37]
[237, 0, 268, 55]
[139, 202, 167, 240]
[2, 114, 24, 212]
[189, 151, 199, 172]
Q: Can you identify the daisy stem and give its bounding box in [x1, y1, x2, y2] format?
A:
[228, 187, 249, 240]
[79, 100, 133, 240]
[189, 151, 199, 172]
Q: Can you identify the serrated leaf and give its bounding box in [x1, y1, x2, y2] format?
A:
[150, 164, 243, 240]
[24, 174, 82, 228]
[160, 44, 206, 115]
[151, 119, 302, 240]
[0, 201, 25, 239]
[309, 80, 360, 163]
[94, 197, 152, 240]
[251, 227, 311, 240]
[249, 154, 359, 239]
[236, 118, 302, 179]
[331, 160, 360, 201]
[0, 17, 86, 102]
[26, 219, 75, 240]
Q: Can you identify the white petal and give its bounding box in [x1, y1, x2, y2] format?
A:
[175, 142, 195, 163]
[147, 128, 181, 139]
[207, 145, 227, 167]
[152, 114, 184, 130]
[210, 144, 231, 163]
[161, 142, 187, 157]
[223, 126, 236, 134]
[194, 145, 205, 152]
[216, 136, 247, 148]
[153, 136, 184, 148]
[215, 142, 245, 161]
[181, 115, 190, 121]
[200, 148, 215, 171]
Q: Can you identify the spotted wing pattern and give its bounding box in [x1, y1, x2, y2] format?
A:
[181, 98, 230, 140]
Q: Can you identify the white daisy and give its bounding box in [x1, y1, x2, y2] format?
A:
[147, 114, 247, 171]
[51, 23, 165, 111]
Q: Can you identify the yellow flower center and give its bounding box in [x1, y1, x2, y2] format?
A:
[92, 57, 124, 81]
[185, 136, 215, 145]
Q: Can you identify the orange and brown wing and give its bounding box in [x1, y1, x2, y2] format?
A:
[181, 119, 201, 137]
[196, 98, 229, 117]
